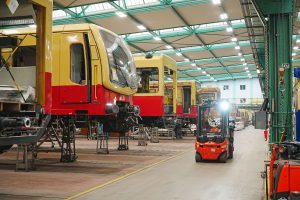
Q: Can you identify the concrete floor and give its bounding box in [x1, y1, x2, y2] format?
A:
[76, 126, 267, 200]
[0, 126, 267, 200]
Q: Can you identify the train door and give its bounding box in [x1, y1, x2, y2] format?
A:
[59, 32, 92, 103]
[183, 86, 191, 113]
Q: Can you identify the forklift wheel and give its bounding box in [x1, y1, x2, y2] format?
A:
[219, 152, 227, 163]
[195, 152, 202, 162]
[228, 144, 234, 159]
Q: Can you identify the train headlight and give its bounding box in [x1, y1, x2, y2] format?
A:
[105, 103, 119, 114]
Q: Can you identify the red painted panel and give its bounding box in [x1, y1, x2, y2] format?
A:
[132, 96, 164, 117]
[50, 84, 132, 115]
[44, 72, 52, 114]
[176, 105, 198, 119]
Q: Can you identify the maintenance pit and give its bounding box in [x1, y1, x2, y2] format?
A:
[0, 137, 192, 199]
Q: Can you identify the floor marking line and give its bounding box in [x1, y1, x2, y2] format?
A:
[66, 150, 189, 200]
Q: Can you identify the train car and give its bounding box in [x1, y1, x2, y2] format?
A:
[132, 55, 179, 134]
[176, 80, 199, 125]
[198, 87, 221, 105]
[0, 23, 139, 160]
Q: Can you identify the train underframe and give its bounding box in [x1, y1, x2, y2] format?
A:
[0, 102, 139, 162]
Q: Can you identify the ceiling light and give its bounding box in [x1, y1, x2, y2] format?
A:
[176, 52, 182, 56]
[246, 70, 250, 73]
[202, 71, 207, 74]
[166, 45, 173, 49]
[137, 25, 146, 30]
[153, 36, 161, 41]
[214, 80, 217, 82]
[238, 52, 242, 56]
[191, 63, 196, 67]
[226, 27, 233, 32]
[245, 67, 248, 70]
[115, 11, 127, 18]
[297, 39, 300, 43]
[243, 63, 247, 66]
[197, 67, 201, 70]
[235, 46, 240, 50]
[293, 46, 299, 50]
[240, 58, 245, 62]
[220, 13, 228, 20]
[231, 37, 237, 42]
[210, 77, 214, 80]
[184, 58, 190, 61]
[292, 53, 296, 56]
[207, 74, 210, 77]
[212, 0, 221, 5]
[256, 69, 260, 73]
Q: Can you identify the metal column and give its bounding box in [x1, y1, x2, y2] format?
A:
[255, 0, 295, 143]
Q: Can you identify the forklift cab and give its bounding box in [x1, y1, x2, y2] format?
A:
[195, 100, 234, 162]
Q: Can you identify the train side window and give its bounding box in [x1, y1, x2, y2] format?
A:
[137, 67, 159, 93]
[70, 44, 86, 84]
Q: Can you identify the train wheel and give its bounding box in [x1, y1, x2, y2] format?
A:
[195, 152, 202, 162]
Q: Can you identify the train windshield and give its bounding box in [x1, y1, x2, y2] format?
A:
[100, 29, 138, 89]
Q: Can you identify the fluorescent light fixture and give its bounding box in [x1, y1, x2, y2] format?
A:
[240, 58, 245, 62]
[197, 67, 201, 70]
[153, 36, 161, 41]
[245, 67, 248, 70]
[226, 27, 233, 32]
[292, 53, 296, 56]
[191, 63, 196, 67]
[297, 39, 300, 43]
[184, 58, 190, 61]
[176, 52, 182, 56]
[210, 77, 214, 80]
[202, 71, 207, 74]
[256, 69, 260, 73]
[137, 25, 146, 30]
[231, 37, 237, 42]
[206, 74, 210, 77]
[246, 70, 250, 73]
[238, 53, 242, 56]
[214, 80, 217, 82]
[243, 63, 247, 66]
[235, 46, 240, 50]
[116, 11, 127, 18]
[212, 0, 221, 5]
[293, 46, 299, 50]
[165, 45, 173, 49]
[220, 13, 228, 20]
[248, 74, 251, 76]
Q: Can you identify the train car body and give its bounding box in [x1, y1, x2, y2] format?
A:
[198, 87, 221, 105]
[132, 55, 178, 128]
[175, 80, 199, 124]
[0, 23, 139, 159]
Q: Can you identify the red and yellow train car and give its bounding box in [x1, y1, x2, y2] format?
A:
[132, 55, 178, 129]
[0, 23, 139, 159]
[176, 80, 199, 124]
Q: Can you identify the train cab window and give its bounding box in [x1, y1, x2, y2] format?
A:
[100, 29, 137, 89]
[137, 67, 159, 93]
[70, 44, 86, 85]
[12, 46, 36, 67]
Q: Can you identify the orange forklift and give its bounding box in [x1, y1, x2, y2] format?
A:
[195, 100, 234, 163]
[267, 141, 300, 200]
